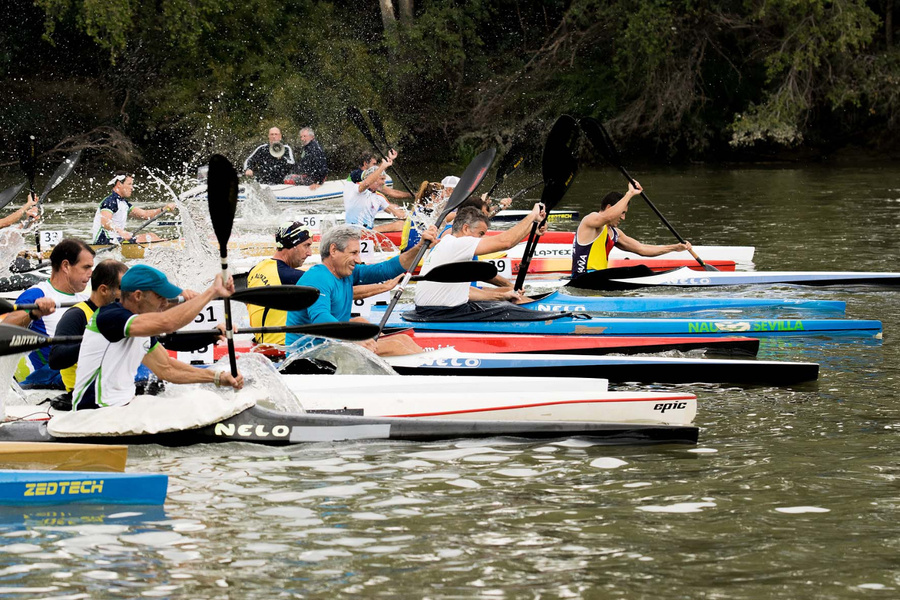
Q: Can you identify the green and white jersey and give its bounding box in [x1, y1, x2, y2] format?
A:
[71, 302, 159, 410]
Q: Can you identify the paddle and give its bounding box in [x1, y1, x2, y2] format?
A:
[0, 285, 318, 315]
[365, 108, 416, 193]
[375, 147, 497, 336]
[33, 150, 83, 256]
[580, 117, 717, 272]
[513, 115, 580, 292]
[346, 106, 414, 193]
[127, 207, 174, 240]
[18, 134, 38, 253]
[566, 265, 657, 290]
[206, 154, 241, 377]
[508, 180, 544, 203]
[0, 322, 378, 356]
[484, 139, 528, 199]
[410, 260, 498, 283]
[0, 182, 26, 212]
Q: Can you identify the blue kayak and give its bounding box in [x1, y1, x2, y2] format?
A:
[0, 470, 168, 506]
[377, 311, 882, 337]
[516, 291, 844, 314]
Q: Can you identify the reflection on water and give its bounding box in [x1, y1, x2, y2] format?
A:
[0, 165, 899, 598]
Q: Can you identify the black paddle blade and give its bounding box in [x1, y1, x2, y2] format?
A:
[230, 285, 320, 311]
[347, 106, 379, 150]
[39, 150, 82, 202]
[412, 261, 498, 283]
[18, 133, 37, 188]
[0, 324, 51, 356]
[566, 265, 657, 290]
[283, 321, 380, 341]
[207, 154, 239, 249]
[0, 298, 15, 314]
[540, 115, 580, 211]
[440, 147, 498, 222]
[366, 109, 390, 148]
[159, 331, 218, 352]
[0, 182, 26, 212]
[580, 117, 620, 164]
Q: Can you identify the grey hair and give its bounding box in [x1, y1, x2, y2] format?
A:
[320, 225, 361, 258]
[301, 127, 315, 138]
[451, 206, 490, 234]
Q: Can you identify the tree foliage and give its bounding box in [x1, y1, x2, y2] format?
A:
[2, 0, 898, 168]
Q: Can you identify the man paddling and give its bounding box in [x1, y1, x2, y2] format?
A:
[71, 265, 243, 410]
[286, 224, 436, 356]
[48, 259, 129, 404]
[343, 150, 407, 233]
[92, 173, 176, 245]
[573, 181, 691, 277]
[407, 205, 566, 322]
[3, 238, 94, 388]
[243, 127, 295, 184]
[246, 222, 314, 345]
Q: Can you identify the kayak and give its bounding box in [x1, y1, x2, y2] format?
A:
[181, 176, 395, 203]
[490, 209, 580, 223]
[0, 405, 699, 446]
[282, 375, 697, 424]
[386, 346, 815, 385]
[496, 256, 738, 275]
[378, 312, 882, 337]
[567, 266, 900, 290]
[0, 470, 167, 506]
[0, 442, 127, 472]
[373, 292, 847, 316]
[193, 334, 762, 360]
[384, 348, 819, 386]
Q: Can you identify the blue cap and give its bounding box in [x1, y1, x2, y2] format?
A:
[120, 265, 183, 299]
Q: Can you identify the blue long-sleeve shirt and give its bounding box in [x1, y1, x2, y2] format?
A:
[285, 257, 404, 345]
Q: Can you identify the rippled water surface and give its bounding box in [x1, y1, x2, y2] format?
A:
[0, 164, 899, 598]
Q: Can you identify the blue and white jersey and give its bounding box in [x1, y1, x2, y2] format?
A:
[91, 192, 132, 244]
[343, 181, 389, 229]
[14, 281, 88, 375]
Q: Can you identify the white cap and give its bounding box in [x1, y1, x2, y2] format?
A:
[441, 176, 460, 188]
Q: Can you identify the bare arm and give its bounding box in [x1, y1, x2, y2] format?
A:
[385, 203, 407, 219]
[0, 195, 37, 229]
[2, 296, 57, 328]
[130, 203, 176, 220]
[615, 230, 691, 257]
[353, 275, 401, 300]
[379, 186, 413, 200]
[397, 226, 437, 270]
[142, 344, 243, 388]
[127, 274, 232, 337]
[475, 204, 544, 255]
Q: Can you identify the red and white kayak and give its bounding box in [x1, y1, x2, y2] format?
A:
[283, 375, 697, 425]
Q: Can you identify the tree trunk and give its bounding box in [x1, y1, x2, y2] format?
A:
[379, 0, 397, 29]
[887, 0, 894, 48]
[399, 0, 413, 22]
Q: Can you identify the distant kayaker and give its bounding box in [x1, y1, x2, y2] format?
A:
[0, 193, 39, 230]
[243, 127, 296, 184]
[71, 265, 243, 410]
[48, 259, 129, 404]
[573, 181, 691, 277]
[246, 222, 314, 346]
[286, 224, 436, 356]
[407, 205, 569, 322]
[3, 238, 94, 388]
[343, 150, 407, 233]
[349, 151, 412, 202]
[91, 173, 176, 245]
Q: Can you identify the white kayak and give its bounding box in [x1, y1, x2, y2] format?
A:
[284, 375, 697, 425]
[180, 176, 395, 203]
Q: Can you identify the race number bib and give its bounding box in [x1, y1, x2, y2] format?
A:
[40, 231, 63, 249]
[176, 301, 224, 364]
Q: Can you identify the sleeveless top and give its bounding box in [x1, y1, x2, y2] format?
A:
[571, 225, 618, 277]
[60, 301, 95, 392]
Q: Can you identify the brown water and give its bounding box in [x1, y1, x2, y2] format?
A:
[0, 164, 898, 598]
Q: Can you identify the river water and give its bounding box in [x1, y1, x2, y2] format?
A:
[0, 164, 898, 599]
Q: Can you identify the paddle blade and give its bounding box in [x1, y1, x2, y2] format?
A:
[283, 321, 379, 341]
[540, 115, 580, 211]
[39, 150, 82, 202]
[580, 117, 620, 165]
[347, 106, 378, 148]
[207, 154, 239, 248]
[0, 324, 51, 356]
[230, 285, 320, 311]
[18, 133, 37, 188]
[0, 182, 26, 211]
[566, 265, 657, 290]
[488, 139, 528, 196]
[366, 108, 390, 148]
[413, 261, 498, 283]
[159, 331, 218, 352]
[439, 147, 497, 222]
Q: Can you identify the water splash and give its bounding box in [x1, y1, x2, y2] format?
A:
[0, 229, 27, 277]
[282, 339, 396, 375]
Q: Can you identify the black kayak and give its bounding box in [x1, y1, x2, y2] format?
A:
[0, 405, 699, 447]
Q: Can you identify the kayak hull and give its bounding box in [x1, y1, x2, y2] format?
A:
[0, 405, 699, 446]
[0, 470, 167, 506]
[0, 442, 127, 472]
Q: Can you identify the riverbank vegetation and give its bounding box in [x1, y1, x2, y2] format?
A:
[2, 0, 898, 170]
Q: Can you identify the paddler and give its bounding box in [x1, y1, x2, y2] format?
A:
[91, 173, 176, 245]
[246, 222, 314, 345]
[47, 259, 129, 406]
[572, 181, 691, 277]
[343, 150, 407, 233]
[349, 151, 412, 202]
[71, 265, 243, 411]
[2, 238, 94, 389]
[243, 126, 296, 184]
[406, 205, 568, 322]
[285, 224, 437, 356]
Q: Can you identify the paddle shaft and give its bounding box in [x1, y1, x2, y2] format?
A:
[365, 109, 416, 193]
[348, 107, 415, 193]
